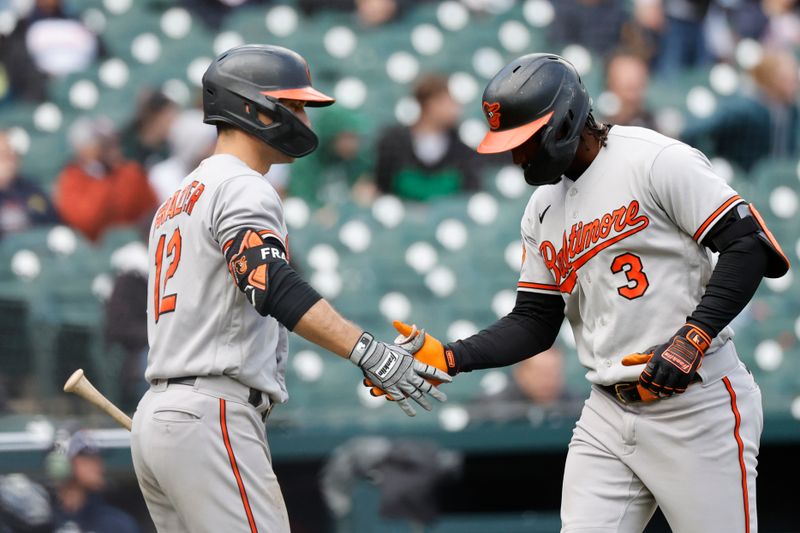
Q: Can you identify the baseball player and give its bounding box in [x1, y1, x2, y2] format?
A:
[130, 44, 451, 533]
[370, 54, 789, 532]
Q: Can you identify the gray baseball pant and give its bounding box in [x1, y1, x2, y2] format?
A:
[131, 376, 289, 533]
[561, 342, 761, 533]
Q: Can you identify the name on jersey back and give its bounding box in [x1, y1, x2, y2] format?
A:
[153, 180, 206, 230]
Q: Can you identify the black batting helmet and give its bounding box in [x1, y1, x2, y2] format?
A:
[477, 53, 591, 186]
[202, 44, 335, 158]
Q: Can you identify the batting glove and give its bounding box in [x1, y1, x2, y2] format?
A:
[621, 323, 712, 397]
[349, 332, 451, 416]
[365, 321, 456, 399]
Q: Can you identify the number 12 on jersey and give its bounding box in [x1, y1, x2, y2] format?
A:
[154, 228, 182, 322]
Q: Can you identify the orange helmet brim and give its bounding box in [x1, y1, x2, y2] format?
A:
[261, 86, 335, 107]
[476, 111, 553, 154]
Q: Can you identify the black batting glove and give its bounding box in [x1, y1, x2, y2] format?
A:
[637, 324, 712, 397]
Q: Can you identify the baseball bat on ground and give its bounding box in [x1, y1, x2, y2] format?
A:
[63, 369, 132, 431]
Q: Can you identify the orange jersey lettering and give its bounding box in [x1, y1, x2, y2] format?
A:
[539, 200, 650, 293]
[153, 181, 206, 231]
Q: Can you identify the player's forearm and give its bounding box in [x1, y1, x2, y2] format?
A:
[223, 228, 364, 357]
[689, 235, 768, 338]
[447, 291, 564, 372]
[293, 299, 363, 358]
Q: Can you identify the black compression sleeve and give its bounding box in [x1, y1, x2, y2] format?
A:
[446, 291, 565, 373]
[690, 220, 769, 337]
[265, 261, 322, 331]
[224, 229, 322, 330]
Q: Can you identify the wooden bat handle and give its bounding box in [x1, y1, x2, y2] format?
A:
[64, 369, 133, 431]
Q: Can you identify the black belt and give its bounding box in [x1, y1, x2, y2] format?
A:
[167, 377, 267, 410]
[599, 382, 648, 404]
[599, 376, 701, 405]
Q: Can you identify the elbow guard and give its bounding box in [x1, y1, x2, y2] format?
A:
[225, 229, 289, 315]
[707, 203, 790, 278]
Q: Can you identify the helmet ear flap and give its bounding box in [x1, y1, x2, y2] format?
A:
[212, 90, 320, 157]
[522, 100, 588, 186]
[556, 113, 572, 141]
[550, 94, 582, 145]
[252, 96, 320, 157]
[243, 98, 278, 130]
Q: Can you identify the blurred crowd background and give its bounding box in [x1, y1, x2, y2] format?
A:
[0, 0, 798, 531]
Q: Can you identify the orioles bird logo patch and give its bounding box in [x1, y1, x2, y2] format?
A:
[483, 101, 501, 130]
[234, 256, 248, 275]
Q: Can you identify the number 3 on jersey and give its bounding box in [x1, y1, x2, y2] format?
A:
[154, 228, 182, 322]
[610, 253, 649, 300]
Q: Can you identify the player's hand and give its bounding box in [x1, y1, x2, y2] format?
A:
[349, 332, 451, 416]
[621, 324, 712, 397]
[393, 321, 453, 379]
[365, 321, 454, 399]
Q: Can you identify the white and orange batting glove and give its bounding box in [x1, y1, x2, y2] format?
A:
[349, 331, 451, 416]
[365, 321, 456, 400]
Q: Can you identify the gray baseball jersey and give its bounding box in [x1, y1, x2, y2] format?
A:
[518, 126, 740, 385]
[145, 153, 290, 404]
[134, 153, 292, 533]
[517, 126, 760, 531]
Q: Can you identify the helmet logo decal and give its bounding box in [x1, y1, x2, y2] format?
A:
[483, 101, 501, 130]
